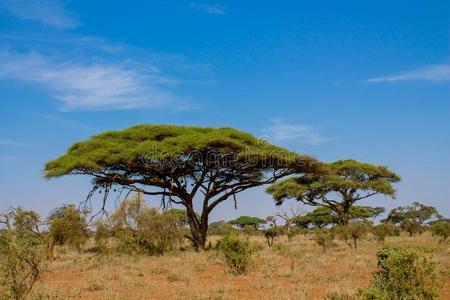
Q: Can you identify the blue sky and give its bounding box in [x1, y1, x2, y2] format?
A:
[0, 0, 449, 221]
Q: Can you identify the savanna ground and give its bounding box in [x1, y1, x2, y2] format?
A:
[28, 232, 449, 300]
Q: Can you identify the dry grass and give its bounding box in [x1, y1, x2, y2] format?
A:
[29, 232, 450, 300]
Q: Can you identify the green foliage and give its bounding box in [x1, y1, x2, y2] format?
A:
[400, 219, 423, 236]
[268, 159, 399, 225]
[93, 218, 112, 253]
[336, 223, 369, 249]
[208, 221, 239, 236]
[263, 227, 280, 247]
[383, 202, 442, 226]
[241, 225, 261, 236]
[314, 229, 335, 253]
[0, 208, 46, 300]
[228, 215, 267, 229]
[48, 204, 89, 250]
[359, 246, 439, 300]
[112, 194, 183, 255]
[371, 224, 400, 242]
[216, 235, 255, 274]
[431, 221, 450, 242]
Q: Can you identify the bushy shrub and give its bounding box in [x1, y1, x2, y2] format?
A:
[263, 227, 279, 247]
[216, 235, 255, 274]
[208, 221, 239, 236]
[112, 194, 183, 255]
[93, 218, 112, 253]
[400, 219, 422, 236]
[285, 227, 302, 241]
[371, 224, 400, 242]
[336, 223, 369, 249]
[241, 225, 261, 236]
[0, 219, 46, 300]
[431, 221, 450, 242]
[314, 229, 335, 253]
[48, 204, 89, 251]
[359, 245, 439, 300]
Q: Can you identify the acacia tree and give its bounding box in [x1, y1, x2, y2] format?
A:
[45, 125, 319, 250]
[228, 216, 267, 229]
[267, 160, 400, 225]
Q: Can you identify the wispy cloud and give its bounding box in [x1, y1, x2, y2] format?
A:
[190, 3, 227, 14]
[0, 0, 79, 29]
[0, 138, 29, 148]
[265, 119, 326, 145]
[366, 63, 450, 83]
[0, 51, 179, 111]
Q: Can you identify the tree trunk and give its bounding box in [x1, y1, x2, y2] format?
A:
[185, 204, 208, 251]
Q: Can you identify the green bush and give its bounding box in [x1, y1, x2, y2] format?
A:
[216, 235, 255, 274]
[371, 224, 399, 242]
[336, 223, 369, 249]
[0, 230, 45, 300]
[359, 245, 439, 300]
[112, 194, 183, 255]
[48, 204, 89, 251]
[431, 222, 450, 242]
[208, 221, 240, 236]
[314, 229, 335, 253]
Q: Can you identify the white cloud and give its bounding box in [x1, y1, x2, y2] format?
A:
[366, 63, 450, 83]
[0, 51, 178, 111]
[0, 0, 78, 29]
[266, 119, 326, 145]
[190, 3, 227, 14]
[0, 138, 29, 148]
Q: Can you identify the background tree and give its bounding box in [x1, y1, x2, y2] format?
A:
[431, 221, 450, 242]
[111, 193, 183, 255]
[45, 124, 319, 250]
[48, 204, 89, 250]
[295, 206, 385, 228]
[267, 159, 400, 225]
[382, 202, 442, 226]
[228, 216, 267, 229]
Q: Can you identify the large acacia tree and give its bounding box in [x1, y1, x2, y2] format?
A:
[45, 124, 320, 249]
[267, 159, 400, 225]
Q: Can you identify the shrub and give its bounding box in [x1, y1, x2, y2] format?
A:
[400, 219, 422, 236]
[208, 221, 239, 236]
[0, 231, 45, 300]
[48, 204, 89, 251]
[112, 194, 183, 255]
[336, 223, 368, 249]
[359, 245, 439, 300]
[314, 229, 335, 253]
[431, 221, 450, 242]
[371, 224, 399, 242]
[241, 225, 261, 236]
[216, 235, 255, 274]
[263, 227, 279, 247]
[93, 218, 112, 253]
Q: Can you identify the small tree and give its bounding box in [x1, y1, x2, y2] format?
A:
[0, 208, 45, 300]
[48, 204, 89, 251]
[431, 221, 450, 242]
[336, 223, 369, 249]
[371, 224, 400, 242]
[208, 221, 239, 236]
[112, 194, 183, 255]
[267, 160, 400, 225]
[314, 229, 335, 253]
[359, 246, 439, 299]
[228, 216, 267, 229]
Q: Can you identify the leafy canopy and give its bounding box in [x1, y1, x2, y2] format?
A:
[228, 216, 267, 228]
[45, 124, 314, 178]
[267, 159, 400, 224]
